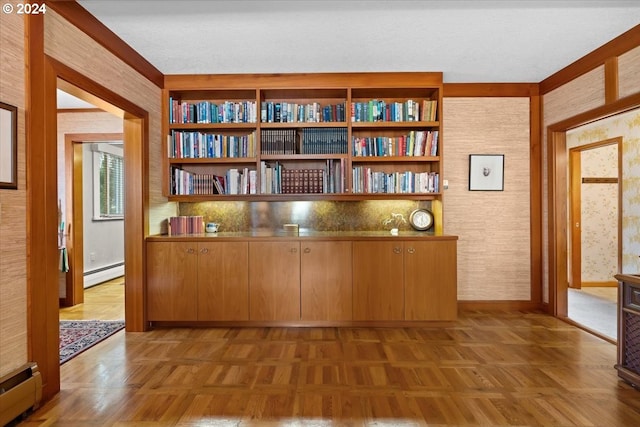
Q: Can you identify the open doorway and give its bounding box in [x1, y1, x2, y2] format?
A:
[567, 137, 621, 340]
[56, 88, 126, 363]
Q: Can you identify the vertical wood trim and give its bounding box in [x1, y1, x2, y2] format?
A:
[569, 149, 582, 289]
[123, 117, 148, 331]
[26, 13, 61, 399]
[548, 130, 569, 317]
[605, 57, 619, 104]
[530, 91, 542, 304]
[617, 137, 623, 274]
[63, 135, 84, 305]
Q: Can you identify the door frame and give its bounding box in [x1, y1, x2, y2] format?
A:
[548, 96, 640, 319]
[568, 137, 622, 290]
[27, 17, 150, 398]
[61, 132, 124, 307]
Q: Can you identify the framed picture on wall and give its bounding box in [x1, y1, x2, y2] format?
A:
[0, 101, 17, 190]
[469, 154, 504, 191]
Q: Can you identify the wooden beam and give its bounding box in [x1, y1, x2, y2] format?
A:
[605, 57, 619, 104]
[45, 0, 164, 88]
[582, 177, 618, 184]
[540, 24, 640, 94]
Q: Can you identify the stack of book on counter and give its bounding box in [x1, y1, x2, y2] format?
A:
[168, 216, 204, 235]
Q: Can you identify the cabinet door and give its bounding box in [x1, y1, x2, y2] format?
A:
[249, 241, 301, 321]
[301, 241, 352, 321]
[352, 241, 404, 320]
[404, 240, 457, 320]
[197, 242, 249, 321]
[147, 242, 198, 321]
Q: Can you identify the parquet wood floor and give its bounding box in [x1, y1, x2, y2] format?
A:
[22, 311, 640, 426]
[59, 277, 125, 321]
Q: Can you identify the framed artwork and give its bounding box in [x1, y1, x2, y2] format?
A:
[0, 101, 17, 190]
[469, 154, 504, 191]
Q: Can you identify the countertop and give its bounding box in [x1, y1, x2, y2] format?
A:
[147, 229, 458, 242]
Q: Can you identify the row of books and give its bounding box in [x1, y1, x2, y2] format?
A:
[260, 129, 297, 155]
[351, 99, 437, 122]
[352, 130, 439, 157]
[168, 215, 204, 235]
[261, 102, 346, 123]
[168, 98, 436, 124]
[169, 131, 256, 158]
[169, 98, 257, 124]
[301, 128, 348, 154]
[352, 167, 439, 194]
[261, 160, 345, 194]
[170, 167, 257, 195]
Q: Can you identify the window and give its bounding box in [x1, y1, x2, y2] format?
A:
[93, 143, 124, 219]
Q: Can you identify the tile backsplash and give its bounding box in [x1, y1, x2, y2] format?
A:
[179, 200, 431, 232]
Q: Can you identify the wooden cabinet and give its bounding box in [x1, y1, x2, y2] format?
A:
[353, 240, 457, 321]
[249, 241, 301, 321]
[147, 241, 198, 321]
[615, 274, 640, 388]
[147, 241, 249, 321]
[404, 240, 457, 321]
[197, 241, 249, 321]
[353, 241, 405, 320]
[147, 235, 456, 324]
[301, 241, 352, 321]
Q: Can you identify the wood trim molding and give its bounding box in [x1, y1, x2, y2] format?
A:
[605, 57, 619, 104]
[458, 301, 543, 312]
[26, 13, 60, 401]
[530, 94, 543, 305]
[44, 0, 164, 88]
[443, 83, 539, 97]
[550, 91, 640, 132]
[540, 24, 640, 94]
[57, 108, 104, 114]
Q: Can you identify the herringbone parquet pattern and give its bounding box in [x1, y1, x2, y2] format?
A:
[23, 311, 640, 426]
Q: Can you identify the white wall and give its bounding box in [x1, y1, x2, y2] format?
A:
[83, 143, 124, 287]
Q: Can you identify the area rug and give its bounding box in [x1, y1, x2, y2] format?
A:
[59, 320, 125, 364]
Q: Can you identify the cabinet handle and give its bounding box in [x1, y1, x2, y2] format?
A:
[187, 248, 195, 254]
[407, 247, 415, 254]
[200, 248, 209, 254]
[291, 247, 298, 253]
[393, 247, 402, 254]
[303, 247, 311, 254]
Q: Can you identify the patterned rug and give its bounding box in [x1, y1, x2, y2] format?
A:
[59, 320, 125, 364]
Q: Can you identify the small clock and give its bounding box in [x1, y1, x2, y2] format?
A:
[409, 208, 434, 231]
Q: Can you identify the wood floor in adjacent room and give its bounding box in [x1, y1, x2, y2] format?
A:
[22, 310, 640, 426]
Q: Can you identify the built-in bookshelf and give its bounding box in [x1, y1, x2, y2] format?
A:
[162, 72, 442, 206]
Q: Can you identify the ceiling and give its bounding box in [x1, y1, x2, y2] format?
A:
[75, 0, 640, 83]
[60, 1, 640, 109]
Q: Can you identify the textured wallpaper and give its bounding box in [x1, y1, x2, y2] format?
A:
[567, 108, 640, 275]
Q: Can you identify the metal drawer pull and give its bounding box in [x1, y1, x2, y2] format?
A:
[303, 247, 311, 253]
[200, 248, 209, 254]
[393, 247, 402, 254]
[407, 247, 415, 254]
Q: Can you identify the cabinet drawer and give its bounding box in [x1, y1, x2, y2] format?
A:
[623, 282, 640, 313]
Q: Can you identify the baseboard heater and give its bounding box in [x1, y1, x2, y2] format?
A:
[0, 363, 42, 426]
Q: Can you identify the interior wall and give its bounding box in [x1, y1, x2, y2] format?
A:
[567, 109, 640, 274]
[443, 97, 531, 301]
[44, 10, 172, 235]
[619, 45, 640, 99]
[0, 1, 27, 377]
[82, 143, 125, 285]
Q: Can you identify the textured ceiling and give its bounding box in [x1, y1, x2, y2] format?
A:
[75, 0, 640, 83]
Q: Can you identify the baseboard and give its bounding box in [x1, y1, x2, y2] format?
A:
[458, 300, 544, 312]
[84, 263, 124, 288]
[581, 281, 618, 287]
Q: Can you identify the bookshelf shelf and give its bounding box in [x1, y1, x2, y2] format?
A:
[163, 72, 443, 213]
[351, 121, 438, 129]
